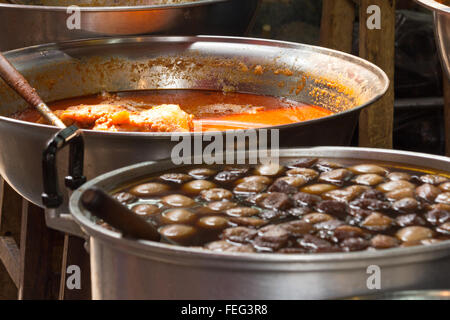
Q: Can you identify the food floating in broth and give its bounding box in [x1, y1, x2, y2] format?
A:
[12, 90, 333, 132]
[106, 158, 450, 253]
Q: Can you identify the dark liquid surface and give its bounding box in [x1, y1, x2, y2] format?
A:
[109, 158, 450, 254]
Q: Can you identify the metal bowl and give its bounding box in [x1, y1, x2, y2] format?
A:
[65, 147, 450, 300]
[414, 0, 450, 78]
[0, 36, 388, 209]
[0, 0, 260, 51]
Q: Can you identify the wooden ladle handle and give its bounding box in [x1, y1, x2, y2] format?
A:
[0, 52, 66, 128]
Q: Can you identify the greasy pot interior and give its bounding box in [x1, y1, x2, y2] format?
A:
[0, 36, 388, 123]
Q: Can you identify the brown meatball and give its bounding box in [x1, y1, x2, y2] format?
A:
[353, 174, 385, 186]
[286, 168, 319, 181]
[234, 181, 267, 195]
[279, 221, 313, 237]
[259, 192, 292, 211]
[420, 174, 448, 185]
[334, 225, 367, 241]
[226, 207, 260, 217]
[200, 188, 233, 202]
[237, 175, 273, 186]
[377, 180, 415, 193]
[228, 217, 267, 228]
[130, 182, 171, 197]
[361, 212, 394, 231]
[182, 180, 216, 195]
[349, 164, 388, 176]
[159, 173, 193, 184]
[132, 204, 160, 216]
[253, 225, 289, 251]
[113, 192, 137, 204]
[221, 227, 257, 243]
[385, 188, 415, 201]
[188, 168, 217, 179]
[197, 216, 229, 230]
[207, 200, 238, 212]
[392, 197, 421, 214]
[301, 184, 338, 195]
[302, 213, 334, 224]
[415, 184, 442, 202]
[396, 226, 433, 242]
[319, 169, 353, 186]
[435, 192, 450, 205]
[323, 185, 369, 202]
[159, 224, 197, 243]
[161, 209, 197, 224]
[161, 194, 195, 208]
[314, 160, 343, 172]
[267, 179, 299, 194]
[439, 182, 450, 192]
[370, 234, 400, 249]
[340, 238, 370, 252]
[289, 158, 318, 168]
[298, 234, 339, 253]
[387, 172, 412, 181]
[254, 163, 285, 176]
[437, 222, 450, 235]
[292, 192, 322, 208]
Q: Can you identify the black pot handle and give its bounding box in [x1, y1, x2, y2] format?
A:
[42, 125, 86, 208]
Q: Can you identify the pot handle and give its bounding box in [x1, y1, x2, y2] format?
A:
[42, 125, 86, 208]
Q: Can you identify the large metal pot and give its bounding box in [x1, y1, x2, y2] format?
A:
[0, 0, 259, 51]
[414, 0, 450, 78]
[64, 147, 450, 299]
[0, 36, 389, 209]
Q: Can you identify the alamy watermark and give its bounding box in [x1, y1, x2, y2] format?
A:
[366, 265, 381, 290]
[66, 5, 81, 30]
[170, 124, 280, 166]
[66, 265, 81, 290]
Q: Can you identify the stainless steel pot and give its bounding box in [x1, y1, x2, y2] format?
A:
[414, 0, 450, 78]
[64, 147, 450, 300]
[0, 36, 389, 209]
[0, 0, 259, 51]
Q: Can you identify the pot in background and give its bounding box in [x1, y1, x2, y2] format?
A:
[0, 0, 260, 51]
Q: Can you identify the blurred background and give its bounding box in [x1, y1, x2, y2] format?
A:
[249, 0, 446, 156]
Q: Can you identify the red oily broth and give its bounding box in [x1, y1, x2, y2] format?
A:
[12, 89, 334, 131]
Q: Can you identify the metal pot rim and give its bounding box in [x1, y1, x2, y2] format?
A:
[414, 0, 450, 14]
[69, 146, 450, 266]
[0, 0, 229, 12]
[0, 35, 389, 137]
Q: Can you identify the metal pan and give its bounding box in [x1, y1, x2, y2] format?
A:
[0, 0, 260, 50]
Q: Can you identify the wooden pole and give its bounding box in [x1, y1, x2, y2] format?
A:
[0, 178, 21, 299]
[358, 0, 396, 148]
[18, 200, 64, 300]
[443, 72, 450, 156]
[320, 0, 356, 53]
